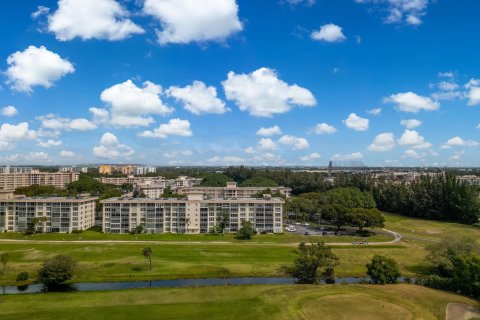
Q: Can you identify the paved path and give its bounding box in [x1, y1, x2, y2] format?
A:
[0, 228, 403, 247]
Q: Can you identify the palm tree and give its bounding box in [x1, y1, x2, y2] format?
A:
[142, 247, 152, 271]
[39, 217, 48, 233]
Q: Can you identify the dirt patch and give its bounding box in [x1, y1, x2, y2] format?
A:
[425, 230, 443, 234]
[446, 302, 480, 320]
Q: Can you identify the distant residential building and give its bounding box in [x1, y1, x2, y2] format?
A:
[177, 182, 292, 199]
[60, 166, 88, 173]
[0, 166, 34, 174]
[98, 176, 134, 185]
[101, 192, 283, 234]
[457, 175, 480, 186]
[134, 166, 157, 175]
[99, 165, 113, 175]
[0, 172, 79, 190]
[0, 192, 97, 233]
[121, 165, 134, 175]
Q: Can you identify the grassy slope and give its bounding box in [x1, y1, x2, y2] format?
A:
[0, 284, 478, 320]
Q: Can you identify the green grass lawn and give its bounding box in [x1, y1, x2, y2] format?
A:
[0, 229, 393, 243]
[0, 284, 478, 320]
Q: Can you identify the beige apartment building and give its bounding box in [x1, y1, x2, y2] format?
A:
[99, 165, 113, 175]
[0, 192, 97, 233]
[101, 192, 283, 234]
[177, 182, 292, 199]
[0, 171, 79, 190]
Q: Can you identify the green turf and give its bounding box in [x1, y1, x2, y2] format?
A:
[0, 284, 478, 320]
[0, 229, 393, 243]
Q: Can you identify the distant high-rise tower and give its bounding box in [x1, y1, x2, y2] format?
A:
[328, 161, 332, 177]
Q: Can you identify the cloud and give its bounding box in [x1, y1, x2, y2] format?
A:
[0, 122, 36, 149]
[400, 119, 422, 129]
[1, 106, 18, 117]
[366, 108, 382, 116]
[403, 149, 423, 159]
[143, 0, 242, 44]
[89, 107, 110, 125]
[223, 67, 316, 117]
[368, 132, 396, 152]
[331, 152, 363, 161]
[93, 132, 134, 158]
[59, 150, 75, 157]
[257, 138, 277, 151]
[167, 81, 227, 115]
[430, 73, 462, 101]
[37, 114, 97, 132]
[314, 123, 337, 134]
[343, 113, 369, 131]
[31, 6, 50, 19]
[449, 150, 465, 161]
[466, 79, 480, 106]
[354, 0, 431, 26]
[384, 92, 439, 113]
[397, 129, 431, 149]
[140, 118, 192, 139]
[164, 150, 193, 158]
[278, 135, 309, 150]
[5, 45, 74, 93]
[207, 155, 244, 165]
[100, 80, 173, 126]
[300, 152, 321, 162]
[311, 23, 346, 42]
[47, 0, 144, 41]
[37, 139, 62, 148]
[441, 136, 478, 149]
[256, 125, 282, 136]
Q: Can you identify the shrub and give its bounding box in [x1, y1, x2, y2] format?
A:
[37, 255, 76, 286]
[16, 271, 29, 282]
[366, 255, 401, 284]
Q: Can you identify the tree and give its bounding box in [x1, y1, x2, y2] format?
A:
[37, 255, 75, 286]
[291, 242, 339, 284]
[239, 177, 278, 187]
[200, 173, 233, 187]
[1, 252, 9, 275]
[218, 210, 230, 235]
[184, 218, 191, 234]
[349, 208, 385, 232]
[366, 255, 401, 284]
[142, 247, 152, 271]
[237, 221, 255, 240]
[425, 237, 479, 277]
[320, 204, 351, 235]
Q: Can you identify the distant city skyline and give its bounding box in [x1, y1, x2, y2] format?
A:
[1, 1, 480, 167]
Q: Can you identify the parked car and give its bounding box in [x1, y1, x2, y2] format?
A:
[304, 231, 310, 236]
[287, 226, 296, 232]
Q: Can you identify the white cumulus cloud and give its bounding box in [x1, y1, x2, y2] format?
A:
[1, 106, 18, 117]
[343, 113, 369, 131]
[37, 139, 62, 148]
[441, 136, 478, 149]
[397, 130, 431, 149]
[47, 0, 144, 41]
[143, 0, 242, 44]
[100, 80, 173, 127]
[0, 122, 36, 149]
[300, 152, 321, 162]
[400, 119, 422, 129]
[368, 132, 396, 152]
[354, 0, 431, 26]
[167, 81, 227, 115]
[223, 67, 316, 117]
[278, 135, 309, 150]
[140, 118, 192, 139]
[256, 125, 282, 136]
[311, 23, 346, 42]
[5, 45, 74, 93]
[93, 132, 134, 158]
[384, 92, 439, 113]
[331, 152, 363, 161]
[466, 79, 480, 106]
[59, 150, 75, 157]
[315, 123, 337, 134]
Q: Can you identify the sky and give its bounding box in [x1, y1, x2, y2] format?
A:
[0, 0, 480, 167]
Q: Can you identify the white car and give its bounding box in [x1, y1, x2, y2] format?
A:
[304, 223, 310, 226]
[287, 226, 296, 232]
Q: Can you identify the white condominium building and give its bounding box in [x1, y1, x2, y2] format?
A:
[177, 182, 292, 199]
[0, 171, 80, 190]
[0, 192, 97, 233]
[101, 192, 283, 234]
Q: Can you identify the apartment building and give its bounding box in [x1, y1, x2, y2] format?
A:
[0, 166, 34, 174]
[177, 182, 292, 199]
[457, 175, 480, 186]
[101, 192, 283, 234]
[99, 165, 113, 175]
[0, 192, 97, 233]
[60, 166, 88, 173]
[134, 166, 157, 175]
[0, 171, 79, 190]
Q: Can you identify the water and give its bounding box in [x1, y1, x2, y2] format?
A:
[1, 277, 373, 295]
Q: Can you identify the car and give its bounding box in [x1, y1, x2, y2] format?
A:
[287, 226, 296, 232]
[304, 223, 310, 226]
[304, 231, 310, 236]
[295, 222, 300, 225]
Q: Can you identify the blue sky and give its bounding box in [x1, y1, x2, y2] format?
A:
[1, 0, 480, 166]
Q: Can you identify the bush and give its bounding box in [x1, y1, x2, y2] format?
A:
[37, 255, 76, 286]
[71, 230, 83, 234]
[366, 255, 401, 284]
[236, 221, 256, 240]
[16, 271, 29, 282]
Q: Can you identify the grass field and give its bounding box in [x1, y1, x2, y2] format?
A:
[0, 228, 393, 243]
[0, 284, 478, 320]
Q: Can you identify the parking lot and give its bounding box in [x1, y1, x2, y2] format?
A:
[284, 223, 330, 236]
